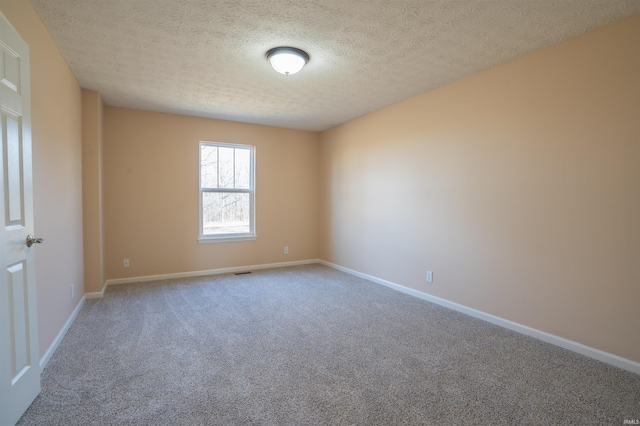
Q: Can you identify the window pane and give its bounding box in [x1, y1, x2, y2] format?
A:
[200, 145, 218, 188]
[218, 147, 234, 189]
[234, 148, 250, 189]
[202, 192, 250, 235]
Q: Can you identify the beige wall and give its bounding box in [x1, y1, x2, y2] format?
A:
[103, 107, 320, 279]
[320, 14, 640, 362]
[81, 89, 105, 293]
[0, 1, 84, 357]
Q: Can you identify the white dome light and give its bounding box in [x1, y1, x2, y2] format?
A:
[266, 47, 309, 76]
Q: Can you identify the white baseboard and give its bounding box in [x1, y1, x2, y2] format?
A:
[96, 259, 321, 290]
[39, 295, 85, 372]
[319, 260, 640, 376]
[85, 280, 108, 299]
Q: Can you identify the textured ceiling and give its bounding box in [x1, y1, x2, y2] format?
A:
[31, 0, 640, 131]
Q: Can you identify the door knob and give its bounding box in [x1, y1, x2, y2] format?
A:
[26, 235, 44, 247]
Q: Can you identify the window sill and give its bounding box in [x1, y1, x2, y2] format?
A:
[198, 235, 257, 244]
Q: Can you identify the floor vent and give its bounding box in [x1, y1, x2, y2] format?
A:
[234, 271, 252, 275]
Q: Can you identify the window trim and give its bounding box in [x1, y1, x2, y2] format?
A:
[198, 141, 256, 243]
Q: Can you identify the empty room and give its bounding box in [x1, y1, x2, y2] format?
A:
[0, 0, 639, 424]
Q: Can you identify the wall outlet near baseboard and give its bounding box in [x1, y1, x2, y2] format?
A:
[123, 258, 130, 268]
[426, 271, 433, 283]
[70, 283, 74, 298]
[284, 246, 289, 254]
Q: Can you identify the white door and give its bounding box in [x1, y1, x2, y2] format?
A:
[0, 12, 40, 426]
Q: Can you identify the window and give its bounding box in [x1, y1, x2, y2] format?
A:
[199, 142, 255, 242]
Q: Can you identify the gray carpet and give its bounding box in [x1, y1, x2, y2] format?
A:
[18, 264, 640, 425]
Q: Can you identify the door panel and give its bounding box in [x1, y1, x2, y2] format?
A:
[0, 47, 21, 92]
[7, 261, 30, 384]
[4, 111, 23, 224]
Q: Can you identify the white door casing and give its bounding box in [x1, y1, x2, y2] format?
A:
[0, 12, 40, 426]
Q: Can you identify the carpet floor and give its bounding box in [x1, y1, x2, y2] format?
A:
[18, 264, 640, 425]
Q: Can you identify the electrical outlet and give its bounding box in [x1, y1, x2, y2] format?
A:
[284, 246, 289, 254]
[426, 271, 433, 283]
[70, 283, 74, 298]
[123, 258, 130, 268]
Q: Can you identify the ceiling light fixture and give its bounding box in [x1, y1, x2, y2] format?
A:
[266, 47, 309, 76]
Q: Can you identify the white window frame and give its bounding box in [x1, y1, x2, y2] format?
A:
[198, 141, 256, 243]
